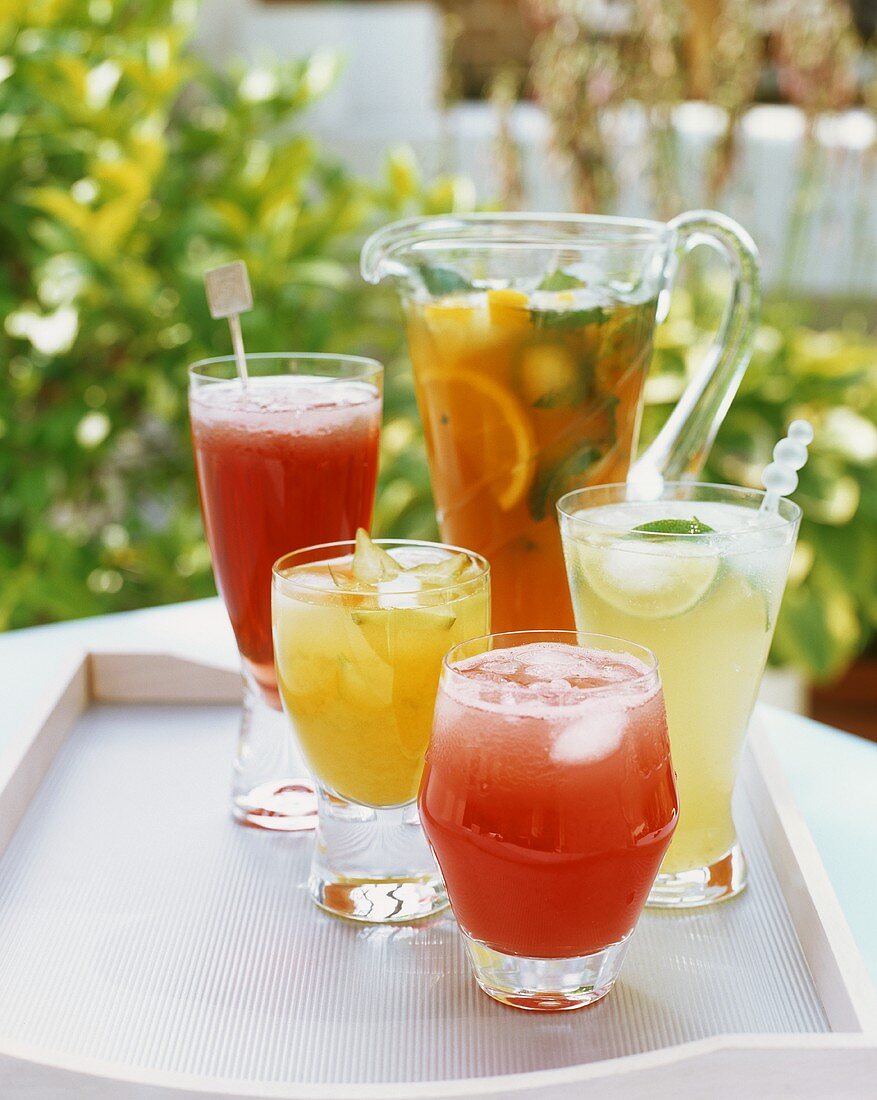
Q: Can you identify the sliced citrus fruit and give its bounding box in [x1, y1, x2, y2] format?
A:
[351, 529, 399, 584]
[518, 345, 577, 407]
[575, 537, 720, 619]
[487, 288, 530, 330]
[396, 605, 457, 631]
[419, 369, 536, 511]
[422, 297, 480, 327]
[421, 295, 489, 359]
[406, 552, 470, 583]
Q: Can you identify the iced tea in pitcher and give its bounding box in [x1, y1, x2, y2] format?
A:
[406, 284, 656, 630]
[363, 213, 760, 632]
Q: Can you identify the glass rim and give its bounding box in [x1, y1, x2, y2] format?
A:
[372, 211, 669, 238]
[187, 352, 384, 384]
[556, 481, 802, 537]
[361, 213, 670, 280]
[441, 628, 659, 696]
[272, 538, 490, 598]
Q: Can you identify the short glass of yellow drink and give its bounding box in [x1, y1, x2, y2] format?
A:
[272, 531, 490, 922]
[558, 483, 801, 908]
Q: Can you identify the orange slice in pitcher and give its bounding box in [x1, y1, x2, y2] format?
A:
[420, 370, 536, 511]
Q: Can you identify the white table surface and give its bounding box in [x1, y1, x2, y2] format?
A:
[1, 597, 875, 995]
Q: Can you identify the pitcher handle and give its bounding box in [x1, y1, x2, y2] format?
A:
[629, 210, 761, 494]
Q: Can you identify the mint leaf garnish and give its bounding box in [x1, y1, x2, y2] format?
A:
[417, 264, 471, 296]
[632, 516, 716, 535]
[537, 271, 583, 292]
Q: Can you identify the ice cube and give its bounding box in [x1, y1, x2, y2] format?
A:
[551, 701, 627, 764]
[286, 569, 337, 591]
[513, 642, 584, 682]
[377, 573, 422, 609]
[479, 658, 521, 676]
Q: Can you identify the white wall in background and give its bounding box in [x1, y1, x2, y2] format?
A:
[449, 101, 877, 297]
[194, 1, 877, 297]
[195, 0, 443, 144]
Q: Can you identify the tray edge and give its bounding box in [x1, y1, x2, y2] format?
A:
[743, 719, 877, 1034]
[1, 651, 876, 1098]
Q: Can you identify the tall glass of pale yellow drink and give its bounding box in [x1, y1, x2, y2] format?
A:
[559, 483, 800, 907]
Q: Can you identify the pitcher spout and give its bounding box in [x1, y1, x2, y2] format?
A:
[360, 215, 469, 285]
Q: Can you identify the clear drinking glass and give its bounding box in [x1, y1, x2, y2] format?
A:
[272, 539, 490, 922]
[419, 630, 677, 1011]
[189, 354, 383, 830]
[362, 211, 760, 634]
[558, 483, 801, 906]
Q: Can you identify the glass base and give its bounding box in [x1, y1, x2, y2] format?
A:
[310, 789, 448, 923]
[232, 778, 317, 832]
[647, 841, 747, 908]
[232, 667, 317, 832]
[462, 931, 632, 1012]
[309, 872, 447, 923]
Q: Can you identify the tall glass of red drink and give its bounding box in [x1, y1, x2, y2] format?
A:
[419, 630, 677, 1011]
[189, 354, 383, 830]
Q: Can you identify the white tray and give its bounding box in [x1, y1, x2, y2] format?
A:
[0, 651, 875, 1099]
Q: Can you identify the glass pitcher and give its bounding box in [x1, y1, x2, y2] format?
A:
[361, 212, 760, 632]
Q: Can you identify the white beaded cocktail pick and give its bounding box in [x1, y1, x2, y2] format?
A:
[760, 419, 814, 514]
[204, 260, 253, 384]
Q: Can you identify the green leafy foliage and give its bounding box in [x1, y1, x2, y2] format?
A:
[2, 2, 874, 685]
[0, 0, 473, 629]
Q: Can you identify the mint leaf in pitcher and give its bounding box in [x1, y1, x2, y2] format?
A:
[529, 446, 600, 521]
[417, 264, 472, 296]
[530, 306, 606, 331]
[536, 271, 583, 292]
[532, 387, 581, 410]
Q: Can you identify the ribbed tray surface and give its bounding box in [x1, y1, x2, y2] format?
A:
[0, 703, 827, 1086]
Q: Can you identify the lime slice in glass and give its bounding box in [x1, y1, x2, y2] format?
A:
[581, 539, 720, 619]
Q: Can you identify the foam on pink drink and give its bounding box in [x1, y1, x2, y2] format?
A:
[189, 376, 381, 438]
[446, 642, 655, 712]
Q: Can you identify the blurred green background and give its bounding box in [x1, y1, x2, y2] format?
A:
[2, 0, 875, 685]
